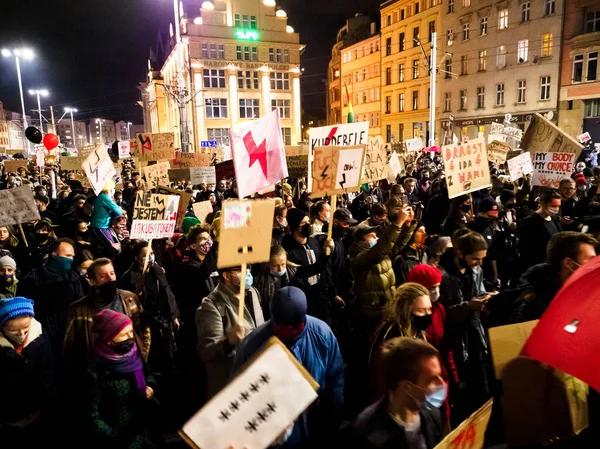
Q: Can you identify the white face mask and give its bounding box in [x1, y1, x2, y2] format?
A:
[325, 212, 331, 222]
[547, 207, 560, 215]
[6, 332, 28, 345]
[429, 288, 440, 303]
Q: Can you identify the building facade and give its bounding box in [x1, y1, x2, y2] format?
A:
[438, 0, 563, 142]
[115, 120, 132, 141]
[88, 118, 116, 145]
[327, 36, 343, 125]
[55, 120, 88, 148]
[380, 0, 441, 146]
[558, 1, 600, 141]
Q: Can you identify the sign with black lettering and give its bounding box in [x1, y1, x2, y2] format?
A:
[130, 191, 179, 239]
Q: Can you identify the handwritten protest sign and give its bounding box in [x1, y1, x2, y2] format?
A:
[143, 161, 171, 188]
[192, 200, 213, 224]
[118, 141, 131, 159]
[488, 133, 506, 144]
[433, 399, 493, 449]
[83, 144, 117, 195]
[285, 146, 309, 179]
[491, 122, 524, 141]
[130, 191, 180, 239]
[157, 185, 192, 227]
[361, 136, 388, 184]
[190, 166, 216, 185]
[488, 140, 511, 167]
[60, 156, 84, 171]
[215, 160, 235, 180]
[168, 169, 190, 184]
[532, 152, 575, 188]
[0, 186, 41, 226]
[405, 137, 423, 152]
[521, 113, 583, 160]
[173, 151, 211, 168]
[77, 144, 95, 159]
[36, 147, 45, 167]
[180, 338, 318, 449]
[311, 145, 365, 198]
[442, 138, 492, 199]
[135, 132, 175, 162]
[507, 152, 533, 181]
[3, 159, 28, 173]
[386, 151, 405, 183]
[578, 132, 591, 144]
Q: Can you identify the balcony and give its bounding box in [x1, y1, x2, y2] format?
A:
[570, 31, 600, 51]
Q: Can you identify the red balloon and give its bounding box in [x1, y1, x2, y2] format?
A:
[43, 133, 59, 151]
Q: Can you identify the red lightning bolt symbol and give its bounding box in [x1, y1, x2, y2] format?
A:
[243, 131, 268, 178]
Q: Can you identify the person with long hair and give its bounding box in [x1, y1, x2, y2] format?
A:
[441, 195, 472, 237]
[309, 200, 330, 236]
[0, 226, 20, 253]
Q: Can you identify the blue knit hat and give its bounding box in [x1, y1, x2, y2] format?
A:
[0, 297, 35, 328]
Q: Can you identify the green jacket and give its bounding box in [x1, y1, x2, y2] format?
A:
[349, 222, 416, 327]
[0, 278, 18, 300]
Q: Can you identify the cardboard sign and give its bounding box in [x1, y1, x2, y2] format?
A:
[118, 140, 131, 159]
[0, 186, 41, 226]
[361, 136, 388, 184]
[130, 191, 180, 239]
[143, 161, 171, 188]
[3, 159, 28, 173]
[532, 152, 575, 188]
[157, 185, 192, 227]
[487, 133, 506, 144]
[135, 132, 175, 162]
[173, 151, 211, 168]
[442, 138, 492, 199]
[311, 145, 366, 198]
[521, 113, 583, 160]
[491, 122, 524, 141]
[286, 155, 308, 178]
[192, 200, 213, 224]
[168, 169, 190, 184]
[218, 200, 275, 268]
[83, 143, 117, 195]
[77, 145, 95, 159]
[190, 166, 216, 185]
[61, 156, 84, 171]
[405, 137, 423, 152]
[433, 399, 493, 449]
[215, 160, 235, 180]
[180, 338, 318, 449]
[507, 152, 533, 181]
[578, 132, 591, 144]
[284, 145, 309, 157]
[386, 151, 405, 183]
[488, 140, 511, 166]
[36, 147, 45, 167]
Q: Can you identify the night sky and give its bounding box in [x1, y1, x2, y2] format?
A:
[0, 0, 381, 126]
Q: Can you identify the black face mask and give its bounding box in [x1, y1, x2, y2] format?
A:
[506, 202, 516, 209]
[388, 214, 398, 223]
[299, 223, 311, 238]
[332, 226, 348, 240]
[112, 338, 135, 354]
[460, 204, 471, 213]
[96, 280, 118, 300]
[36, 233, 49, 243]
[411, 313, 432, 331]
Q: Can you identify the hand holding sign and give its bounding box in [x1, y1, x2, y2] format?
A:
[433, 399, 493, 449]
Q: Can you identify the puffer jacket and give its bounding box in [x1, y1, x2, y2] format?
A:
[349, 222, 416, 330]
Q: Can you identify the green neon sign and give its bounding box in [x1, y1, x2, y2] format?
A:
[236, 29, 259, 41]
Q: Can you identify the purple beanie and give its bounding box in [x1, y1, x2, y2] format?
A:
[92, 309, 132, 343]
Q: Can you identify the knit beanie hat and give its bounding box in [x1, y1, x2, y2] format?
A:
[0, 255, 16, 271]
[286, 208, 308, 233]
[92, 309, 133, 343]
[427, 236, 451, 257]
[183, 216, 201, 234]
[0, 297, 34, 328]
[270, 286, 307, 326]
[408, 264, 443, 289]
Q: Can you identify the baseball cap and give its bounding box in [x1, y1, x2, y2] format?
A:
[333, 208, 358, 225]
[479, 197, 499, 217]
[354, 225, 378, 241]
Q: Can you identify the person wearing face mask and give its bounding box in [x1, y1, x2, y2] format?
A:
[29, 220, 57, 271]
[85, 309, 156, 449]
[0, 297, 56, 446]
[196, 264, 264, 399]
[498, 190, 520, 289]
[518, 188, 563, 273]
[272, 204, 290, 246]
[0, 254, 18, 299]
[34, 194, 59, 226]
[309, 200, 331, 236]
[233, 287, 344, 448]
[469, 197, 504, 290]
[442, 195, 473, 238]
[425, 235, 452, 268]
[393, 225, 429, 285]
[340, 337, 445, 448]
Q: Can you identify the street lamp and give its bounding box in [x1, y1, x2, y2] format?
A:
[126, 122, 132, 140]
[29, 89, 49, 134]
[2, 48, 34, 150]
[64, 107, 78, 147]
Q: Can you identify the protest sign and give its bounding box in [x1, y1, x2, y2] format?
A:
[36, 147, 45, 167]
[361, 136, 388, 184]
[284, 145, 309, 157]
[83, 144, 117, 195]
[173, 151, 211, 168]
[192, 200, 213, 224]
[433, 399, 493, 449]
[215, 159, 235, 180]
[442, 138, 492, 199]
[0, 186, 41, 226]
[157, 185, 192, 227]
[118, 140, 131, 159]
[488, 140, 511, 166]
[488, 133, 506, 144]
[491, 122, 524, 141]
[218, 200, 275, 268]
[521, 113, 583, 160]
[311, 145, 365, 198]
[60, 156, 84, 171]
[190, 166, 216, 185]
[3, 159, 28, 173]
[168, 169, 190, 184]
[578, 132, 591, 144]
[531, 152, 574, 188]
[143, 161, 171, 188]
[386, 151, 405, 183]
[286, 145, 309, 178]
[405, 137, 423, 152]
[130, 191, 180, 239]
[180, 338, 318, 449]
[507, 152, 533, 181]
[77, 144, 95, 159]
[135, 132, 175, 162]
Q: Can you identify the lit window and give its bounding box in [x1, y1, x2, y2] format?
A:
[281, 128, 291, 145]
[413, 90, 419, 109]
[399, 93, 405, 112]
[413, 59, 419, 79]
[542, 33, 553, 57]
[498, 9, 508, 30]
[461, 55, 468, 75]
[399, 63, 405, 82]
[518, 40, 528, 63]
[496, 46, 507, 68]
[463, 0, 470, 6]
[478, 50, 487, 71]
[446, 29, 453, 46]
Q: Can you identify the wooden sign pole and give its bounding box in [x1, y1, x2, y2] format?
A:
[143, 238, 153, 273]
[18, 224, 28, 247]
[325, 195, 337, 256]
[238, 249, 248, 323]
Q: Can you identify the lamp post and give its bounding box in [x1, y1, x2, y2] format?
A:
[29, 89, 49, 134]
[65, 107, 78, 147]
[174, 0, 190, 151]
[1, 48, 34, 151]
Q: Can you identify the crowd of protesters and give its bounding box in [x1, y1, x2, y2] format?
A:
[1, 146, 600, 449]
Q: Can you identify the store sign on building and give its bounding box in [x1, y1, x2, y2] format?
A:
[236, 29, 259, 41]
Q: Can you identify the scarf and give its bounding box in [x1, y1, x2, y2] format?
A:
[92, 342, 147, 397]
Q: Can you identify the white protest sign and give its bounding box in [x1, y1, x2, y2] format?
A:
[532, 152, 575, 188]
[190, 166, 217, 185]
[386, 151, 405, 183]
[83, 144, 117, 195]
[578, 132, 591, 144]
[336, 146, 364, 190]
[405, 137, 423, 152]
[118, 140, 131, 159]
[0, 186, 41, 226]
[491, 122, 524, 141]
[442, 138, 492, 198]
[361, 136, 388, 184]
[143, 161, 171, 188]
[181, 340, 318, 449]
[507, 152, 533, 181]
[192, 200, 213, 224]
[130, 191, 180, 239]
[488, 133, 507, 144]
[36, 147, 45, 167]
[433, 399, 493, 449]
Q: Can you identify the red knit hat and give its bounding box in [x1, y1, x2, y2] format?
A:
[92, 309, 133, 343]
[408, 264, 442, 288]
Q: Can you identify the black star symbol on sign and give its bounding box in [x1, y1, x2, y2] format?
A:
[219, 409, 231, 422]
[257, 411, 267, 422]
[239, 391, 250, 402]
[245, 419, 258, 433]
[259, 374, 270, 384]
[229, 400, 240, 412]
[249, 382, 260, 393]
[266, 402, 277, 413]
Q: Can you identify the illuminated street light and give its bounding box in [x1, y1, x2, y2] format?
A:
[276, 9, 287, 18]
[29, 88, 49, 134]
[286, 25, 294, 33]
[201, 1, 214, 9]
[64, 107, 78, 147]
[263, 0, 276, 6]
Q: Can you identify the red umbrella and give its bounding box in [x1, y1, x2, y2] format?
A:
[522, 255, 600, 391]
